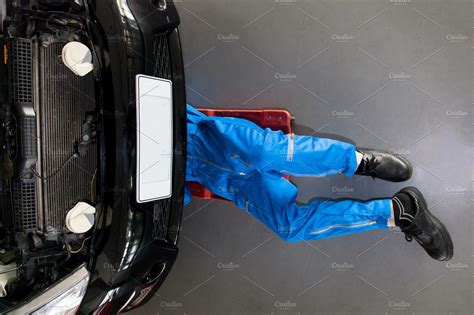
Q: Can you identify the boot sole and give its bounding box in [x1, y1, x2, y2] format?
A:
[400, 186, 453, 261]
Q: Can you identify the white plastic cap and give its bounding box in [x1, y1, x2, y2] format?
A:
[65, 202, 96, 234]
[61, 41, 94, 76]
[0, 263, 17, 297]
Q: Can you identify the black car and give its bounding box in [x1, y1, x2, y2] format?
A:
[0, 0, 186, 313]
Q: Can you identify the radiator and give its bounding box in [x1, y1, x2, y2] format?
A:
[38, 41, 97, 231]
[9, 37, 97, 233]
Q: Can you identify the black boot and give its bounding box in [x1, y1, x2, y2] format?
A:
[355, 148, 412, 182]
[392, 187, 453, 261]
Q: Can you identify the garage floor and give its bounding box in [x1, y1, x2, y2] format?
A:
[131, 1, 473, 314]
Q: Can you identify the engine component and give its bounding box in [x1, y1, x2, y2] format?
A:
[61, 41, 93, 76]
[0, 263, 18, 297]
[38, 39, 97, 233]
[65, 202, 95, 234]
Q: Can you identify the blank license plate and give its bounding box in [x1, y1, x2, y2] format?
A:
[136, 75, 173, 203]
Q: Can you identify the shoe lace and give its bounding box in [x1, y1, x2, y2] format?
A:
[401, 224, 423, 242]
[359, 156, 380, 179]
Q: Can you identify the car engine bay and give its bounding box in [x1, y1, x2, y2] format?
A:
[0, 0, 99, 304]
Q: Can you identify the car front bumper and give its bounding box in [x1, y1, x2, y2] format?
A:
[79, 0, 186, 313]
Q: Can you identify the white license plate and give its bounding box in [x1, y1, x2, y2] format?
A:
[136, 75, 173, 203]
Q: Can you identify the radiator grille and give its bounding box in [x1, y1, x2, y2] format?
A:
[20, 117, 37, 158]
[13, 180, 37, 231]
[152, 33, 171, 80]
[151, 33, 172, 241]
[39, 42, 97, 231]
[8, 38, 33, 104]
[153, 199, 171, 240]
[9, 38, 38, 232]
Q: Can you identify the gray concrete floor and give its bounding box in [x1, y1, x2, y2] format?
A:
[131, 1, 473, 314]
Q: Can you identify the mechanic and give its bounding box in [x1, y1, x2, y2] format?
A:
[183, 104, 453, 261]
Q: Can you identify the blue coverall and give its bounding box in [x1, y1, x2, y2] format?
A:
[184, 104, 392, 241]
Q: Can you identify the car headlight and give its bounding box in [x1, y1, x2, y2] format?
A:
[11, 264, 90, 315]
[31, 276, 88, 314]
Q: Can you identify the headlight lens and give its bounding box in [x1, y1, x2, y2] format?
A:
[32, 276, 89, 315]
[11, 265, 90, 315]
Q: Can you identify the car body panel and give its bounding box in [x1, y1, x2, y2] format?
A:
[79, 0, 186, 312]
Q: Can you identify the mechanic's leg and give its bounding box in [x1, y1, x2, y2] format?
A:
[256, 131, 412, 181]
[210, 117, 359, 177]
[232, 174, 452, 260]
[260, 132, 358, 177]
[197, 116, 411, 181]
[234, 172, 392, 241]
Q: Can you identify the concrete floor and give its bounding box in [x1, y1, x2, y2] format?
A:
[132, 1, 473, 314]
